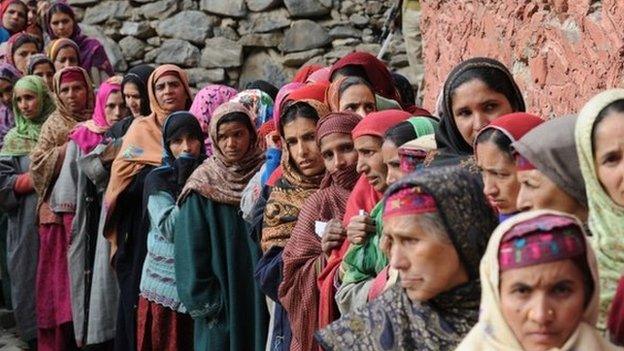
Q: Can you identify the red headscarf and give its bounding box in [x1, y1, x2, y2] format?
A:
[352, 109, 412, 140]
[286, 82, 329, 104]
[474, 112, 544, 151]
[329, 52, 401, 104]
[292, 64, 323, 83]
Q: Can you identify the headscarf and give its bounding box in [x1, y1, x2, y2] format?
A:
[474, 112, 544, 153]
[279, 112, 362, 351]
[286, 82, 329, 105]
[189, 84, 237, 134]
[437, 57, 525, 156]
[30, 66, 94, 198]
[317, 165, 498, 350]
[399, 134, 437, 173]
[144, 111, 206, 200]
[0, 63, 20, 146]
[576, 89, 624, 329]
[272, 82, 305, 129]
[4, 32, 40, 70]
[292, 64, 323, 83]
[180, 101, 264, 204]
[307, 67, 331, 84]
[0, 1, 26, 35]
[261, 100, 327, 252]
[103, 64, 191, 252]
[45, 3, 113, 76]
[352, 109, 412, 140]
[457, 210, 619, 351]
[47, 38, 80, 65]
[68, 78, 120, 154]
[120, 64, 154, 117]
[230, 89, 274, 128]
[0, 75, 54, 156]
[512, 115, 587, 207]
[27, 53, 54, 75]
[329, 51, 401, 104]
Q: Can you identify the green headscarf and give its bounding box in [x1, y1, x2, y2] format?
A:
[0, 75, 55, 156]
[576, 88, 624, 328]
[340, 115, 439, 286]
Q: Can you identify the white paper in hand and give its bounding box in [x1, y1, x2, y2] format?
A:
[315, 221, 328, 238]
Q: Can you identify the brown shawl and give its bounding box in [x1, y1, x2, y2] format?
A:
[180, 101, 264, 204]
[260, 100, 329, 252]
[30, 66, 94, 207]
[103, 64, 192, 251]
[279, 112, 361, 351]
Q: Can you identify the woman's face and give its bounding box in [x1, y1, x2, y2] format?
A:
[54, 46, 79, 71]
[58, 80, 87, 114]
[385, 214, 468, 302]
[154, 74, 188, 113]
[339, 84, 376, 117]
[355, 135, 387, 192]
[381, 140, 403, 187]
[476, 140, 520, 214]
[49, 12, 74, 38]
[217, 121, 251, 163]
[451, 79, 514, 146]
[593, 111, 624, 207]
[104, 91, 126, 126]
[516, 169, 585, 219]
[0, 79, 13, 106]
[14, 87, 39, 120]
[319, 132, 357, 175]
[283, 116, 325, 176]
[13, 42, 38, 75]
[2, 3, 27, 33]
[500, 259, 587, 351]
[32, 62, 55, 91]
[169, 133, 202, 159]
[123, 82, 142, 118]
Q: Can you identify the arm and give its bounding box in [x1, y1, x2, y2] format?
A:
[0, 157, 21, 211]
[78, 143, 111, 191]
[174, 193, 222, 320]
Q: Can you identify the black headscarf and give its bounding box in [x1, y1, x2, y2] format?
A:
[121, 64, 155, 117]
[436, 57, 525, 157]
[143, 111, 206, 201]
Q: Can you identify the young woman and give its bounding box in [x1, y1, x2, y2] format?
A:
[5, 32, 41, 75]
[457, 210, 618, 350]
[175, 101, 267, 351]
[0, 0, 27, 43]
[47, 38, 80, 72]
[0, 75, 54, 349]
[327, 76, 377, 117]
[30, 66, 94, 350]
[103, 64, 192, 350]
[137, 111, 205, 351]
[51, 77, 125, 347]
[575, 90, 624, 338]
[436, 57, 526, 159]
[189, 84, 237, 154]
[0, 63, 20, 148]
[45, 2, 113, 86]
[474, 113, 544, 221]
[279, 111, 361, 351]
[27, 53, 55, 91]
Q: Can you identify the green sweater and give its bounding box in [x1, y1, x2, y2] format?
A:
[175, 193, 268, 351]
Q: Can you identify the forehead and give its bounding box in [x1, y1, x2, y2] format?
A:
[51, 11, 71, 21]
[14, 87, 36, 96]
[354, 135, 382, 149]
[319, 132, 352, 150]
[476, 140, 513, 166]
[218, 120, 248, 134]
[57, 46, 78, 55]
[7, 2, 26, 12]
[155, 73, 181, 85]
[59, 79, 85, 89]
[451, 79, 509, 107]
[341, 84, 374, 100]
[384, 213, 443, 238]
[283, 116, 316, 136]
[500, 259, 585, 286]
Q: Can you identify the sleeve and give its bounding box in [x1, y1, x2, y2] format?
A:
[78, 143, 110, 192]
[0, 157, 20, 211]
[240, 164, 265, 223]
[261, 148, 281, 186]
[335, 280, 374, 315]
[49, 141, 79, 214]
[254, 245, 284, 302]
[147, 191, 179, 242]
[174, 193, 223, 320]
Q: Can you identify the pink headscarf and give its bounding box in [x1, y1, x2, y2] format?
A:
[69, 80, 120, 154]
[189, 84, 238, 155]
[306, 67, 331, 83]
[272, 82, 305, 129]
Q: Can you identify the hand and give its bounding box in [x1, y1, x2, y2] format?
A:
[346, 213, 376, 245]
[321, 219, 346, 258]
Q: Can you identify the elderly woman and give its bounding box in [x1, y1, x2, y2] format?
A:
[574, 90, 624, 341]
[457, 210, 618, 350]
[316, 165, 498, 350]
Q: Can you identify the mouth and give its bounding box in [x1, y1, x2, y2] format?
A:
[400, 276, 423, 289]
[298, 159, 314, 169]
[527, 331, 559, 343]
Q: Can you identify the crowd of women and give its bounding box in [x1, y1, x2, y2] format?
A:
[0, 1, 623, 351]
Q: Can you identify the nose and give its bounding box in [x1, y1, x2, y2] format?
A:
[483, 175, 498, 197]
[528, 294, 555, 325]
[297, 141, 309, 159]
[334, 152, 346, 171]
[389, 244, 408, 271]
[472, 112, 489, 132]
[355, 106, 367, 118]
[356, 157, 368, 174]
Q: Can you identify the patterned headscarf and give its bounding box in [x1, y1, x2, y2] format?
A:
[576, 89, 624, 329]
[189, 84, 237, 154]
[456, 210, 618, 351]
[230, 88, 274, 129]
[27, 53, 54, 75]
[4, 32, 41, 71]
[47, 38, 80, 65]
[0, 75, 55, 156]
[180, 101, 264, 205]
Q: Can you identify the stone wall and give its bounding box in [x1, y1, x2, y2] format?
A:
[68, 0, 421, 91]
[420, 0, 624, 118]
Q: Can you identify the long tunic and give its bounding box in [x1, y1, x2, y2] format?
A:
[0, 155, 38, 341]
[175, 193, 268, 351]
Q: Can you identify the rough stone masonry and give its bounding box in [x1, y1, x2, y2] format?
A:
[68, 0, 422, 93]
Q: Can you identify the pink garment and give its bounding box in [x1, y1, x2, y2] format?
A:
[272, 82, 305, 130]
[36, 213, 73, 329]
[68, 81, 120, 154]
[306, 67, 331, 83]
[189, 84, 238, 155]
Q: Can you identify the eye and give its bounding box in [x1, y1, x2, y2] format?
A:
[322, 151, 333, 160]
[513, 285, 532, 296]
[602, 151, 622, 166]
[484, 102, 499, 112]
[552, 282, 574, 297]
[456, 108, 471, 118]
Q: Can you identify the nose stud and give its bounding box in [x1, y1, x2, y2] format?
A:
[548, 309, 554, 316]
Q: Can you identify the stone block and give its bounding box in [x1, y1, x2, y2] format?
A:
[83, 1, 130, 24]
[201, 37, 244, 68]
[239, 33, 284, 48]
[186, 67, 226, 85]
[238, 9, 291, 34]
[156, 11, 215, 45]
[120, 21, 155, 39]
[284, 0, 331, 17]
[155, 39, 200, 67]
[200, 0, 247, 18]
[281, 48, 325, 67]
[279, 20, 331, 53]
[240, 49, 295, 89]
[246, 0, 281, 12]
[140, 0, 179, 20]
[119, 36, 146, 61]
